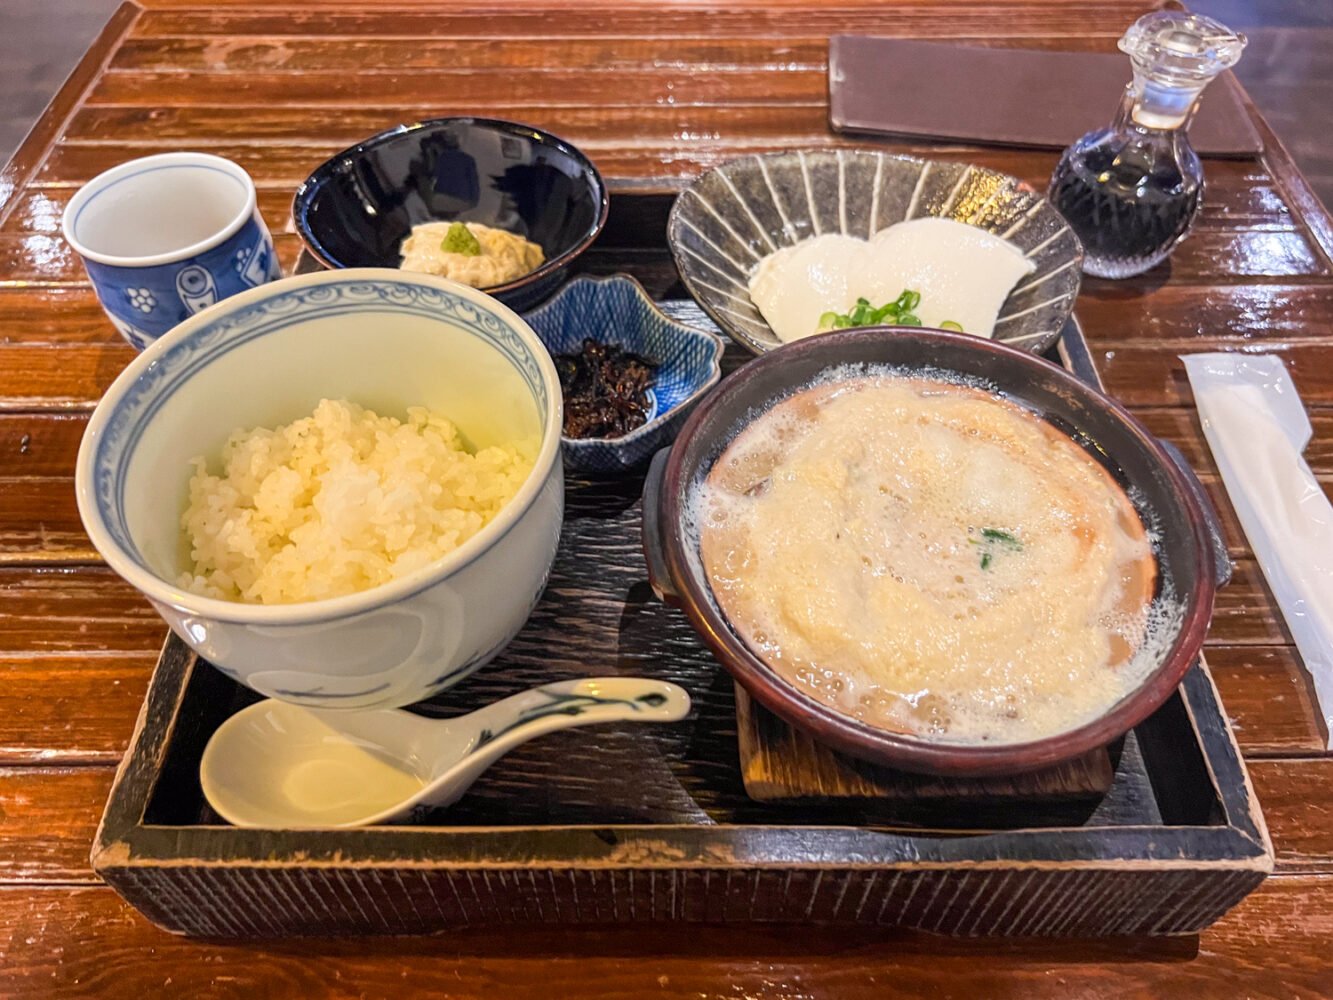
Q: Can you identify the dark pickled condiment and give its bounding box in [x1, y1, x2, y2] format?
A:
[1048, 12, 1246, 279]
[555, 338, 657, 439]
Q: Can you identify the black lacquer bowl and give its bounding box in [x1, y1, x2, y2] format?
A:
[294, 118, 609, 311]
[643, 327, 1230, 776]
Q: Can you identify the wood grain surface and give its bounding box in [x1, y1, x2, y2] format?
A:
[735, 684, 1117, 802]
[1, 0, 1330, 996]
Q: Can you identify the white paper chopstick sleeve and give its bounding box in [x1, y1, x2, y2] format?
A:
[1183, 352, 1333, 748]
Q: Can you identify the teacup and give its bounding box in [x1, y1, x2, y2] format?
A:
[62, 152, 281, 350]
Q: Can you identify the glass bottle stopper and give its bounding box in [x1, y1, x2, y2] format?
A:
[1119, 11, 1246, 129]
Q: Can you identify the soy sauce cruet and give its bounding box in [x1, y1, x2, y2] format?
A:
[1048, 11, 1246, 279]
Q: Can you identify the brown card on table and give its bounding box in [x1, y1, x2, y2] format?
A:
[829, 35, 1262, 158]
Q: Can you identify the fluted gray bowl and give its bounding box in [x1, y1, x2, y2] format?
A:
[667, 150, 1082, 356]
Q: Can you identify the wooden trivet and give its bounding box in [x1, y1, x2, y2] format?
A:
[735, 685, 1115, 802]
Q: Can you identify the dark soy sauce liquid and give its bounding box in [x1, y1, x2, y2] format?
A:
[1049, 137, 1201, 279]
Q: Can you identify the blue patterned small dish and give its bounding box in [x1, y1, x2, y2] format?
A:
[524, 275, 725, 472]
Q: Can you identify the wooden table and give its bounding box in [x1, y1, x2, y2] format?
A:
[3, 1, 1331, 995]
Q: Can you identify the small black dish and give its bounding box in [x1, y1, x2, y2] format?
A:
[293, 117, 610, 311]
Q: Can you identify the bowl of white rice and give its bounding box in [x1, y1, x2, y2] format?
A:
[75, 269, 564, 710]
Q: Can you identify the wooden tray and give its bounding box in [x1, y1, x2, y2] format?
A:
[92, 195, 1272, 938]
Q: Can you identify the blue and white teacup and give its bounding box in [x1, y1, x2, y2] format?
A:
[62, 152, 281, 350]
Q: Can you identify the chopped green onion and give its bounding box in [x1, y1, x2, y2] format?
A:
[981, 528, 1022, 547]
[812, 289, 927, 334]
[440, 222, 482, 256]
[849, 298, 877, 326]
[974, 527, 1022, 570]
[939, 320, 964, 332]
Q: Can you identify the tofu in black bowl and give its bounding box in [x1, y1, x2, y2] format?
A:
[293, 117, 609, 311]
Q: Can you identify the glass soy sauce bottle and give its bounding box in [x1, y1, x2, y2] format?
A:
[1048, 12, 1246, 279]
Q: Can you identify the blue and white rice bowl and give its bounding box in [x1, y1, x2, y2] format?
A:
[524, 274, 725, 471]
[74, 269, 564, 710]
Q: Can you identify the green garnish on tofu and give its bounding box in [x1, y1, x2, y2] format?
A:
[815, 289, 925, 333]
[441, 222, 482, 256]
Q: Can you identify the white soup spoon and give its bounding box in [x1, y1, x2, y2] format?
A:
[200, 677, 690, 829]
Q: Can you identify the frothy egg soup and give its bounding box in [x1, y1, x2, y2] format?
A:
[696, 372, 1176, 745]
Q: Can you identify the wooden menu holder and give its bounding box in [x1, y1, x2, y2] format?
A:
[735, 685, 1115, 802]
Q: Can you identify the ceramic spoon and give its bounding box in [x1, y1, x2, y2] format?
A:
[200, 677, 691, 829]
